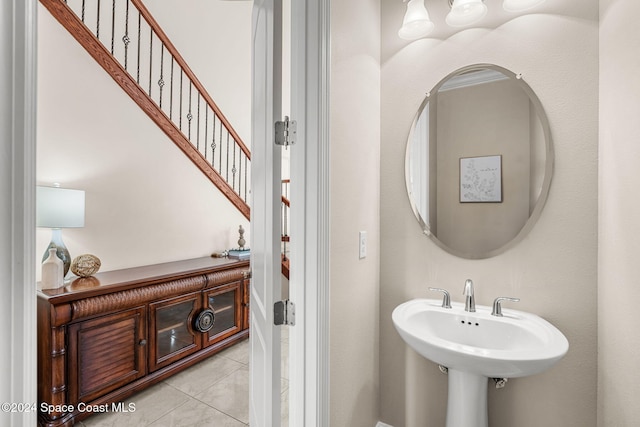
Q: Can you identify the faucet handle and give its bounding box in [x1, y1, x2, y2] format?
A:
[492, 297, 520, 317]
[428, 287, 452, 309]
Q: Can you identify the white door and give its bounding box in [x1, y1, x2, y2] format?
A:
[249, 0, 283, 425]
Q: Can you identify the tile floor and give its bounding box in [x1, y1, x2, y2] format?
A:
[78, 329, 289, 427]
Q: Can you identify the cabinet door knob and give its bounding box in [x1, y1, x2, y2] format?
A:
[194, 309, 216, 333]
[139, 339, 147, 346]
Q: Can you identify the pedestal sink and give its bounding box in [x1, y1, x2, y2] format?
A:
[392, 298, 569, 427]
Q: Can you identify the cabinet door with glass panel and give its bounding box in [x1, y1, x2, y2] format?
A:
[203, 281, 244, 347]
[149, 291, 203, 371]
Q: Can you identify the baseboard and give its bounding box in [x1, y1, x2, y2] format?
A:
[376, 422, 394, 427]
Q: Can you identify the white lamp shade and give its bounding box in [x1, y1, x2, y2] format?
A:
[446, 0, 488, 27]
[36, 186, 85, 228]
[503, 0, 545, 12]
[398, 0, 434, 40]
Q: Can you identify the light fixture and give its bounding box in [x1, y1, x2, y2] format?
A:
[398, 0, 435, 40]
[37, 185, 85, 277]
[399, 0, 545, 40]
[446, 0, 488, 27]
[502, 0, 545, 12]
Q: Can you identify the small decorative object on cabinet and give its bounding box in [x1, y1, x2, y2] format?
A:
[37, 257, 250, 427]
[70, 253, 101, 277]
[228, 248, 251, 260]
[237, 224, 246, 249]
[41, 247, 64, 289]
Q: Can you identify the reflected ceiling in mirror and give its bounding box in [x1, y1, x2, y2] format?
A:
[405, 64, 553, 259]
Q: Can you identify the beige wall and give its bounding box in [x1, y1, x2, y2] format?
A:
[598, 0, 640, 425]
[380, 1, 599, 426]
[36, 2, 251, 277]
[435, 80, 532, 256]
[330, 0, 381, 425]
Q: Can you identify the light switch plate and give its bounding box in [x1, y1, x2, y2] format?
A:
[359, 231, 367, 259]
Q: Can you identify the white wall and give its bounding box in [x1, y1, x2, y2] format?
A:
[36, 1, 251, 278]
[380, 1, 599, 426]
[598, 0, 640, 425]
[330, 0, 381, 425]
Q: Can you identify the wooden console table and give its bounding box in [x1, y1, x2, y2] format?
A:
[37, 257, 250, 427]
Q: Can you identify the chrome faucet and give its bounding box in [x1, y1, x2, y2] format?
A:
[463, 279, 475, 312]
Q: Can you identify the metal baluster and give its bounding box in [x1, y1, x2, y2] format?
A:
[226, 132, 230, 181]
[196, 94, 201, 151]
[81, 0, 86, 23]
[244, 156, 248, 202]
[204, 108, 208, 160]
[219, 121, 223, 171]
[110, 0, 116, 54]
[136, 11, 141, 84]
[148, 28, 153, 97]
[211, 117, 217, 168]
[179, 69, 183, 130]
[187, 81, 193, 140]
[232, 140, 237, 190]
[238, 152, 242, 198]
[169, 57, 174, 120]
[123, 0, 130, 70]
[158, 45, 164, 109]
[96, 0, 101, 39]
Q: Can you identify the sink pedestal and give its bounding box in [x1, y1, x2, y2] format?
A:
[446, 370, 488, 427]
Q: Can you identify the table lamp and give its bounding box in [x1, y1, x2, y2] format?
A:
[36, 185, 85, 277]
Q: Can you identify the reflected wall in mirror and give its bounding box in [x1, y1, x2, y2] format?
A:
[405, 64, 553, 259]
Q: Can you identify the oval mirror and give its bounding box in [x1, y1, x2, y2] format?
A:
[405, 64, 553, 259]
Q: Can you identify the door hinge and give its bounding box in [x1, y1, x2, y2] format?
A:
[275, 116, 297, 146]
[274, 299, 295, 326]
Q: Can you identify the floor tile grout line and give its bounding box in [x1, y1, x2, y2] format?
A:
[142, 396, 194, 427]
[161, 363, 246, 400]
[189, 393, 249, 426]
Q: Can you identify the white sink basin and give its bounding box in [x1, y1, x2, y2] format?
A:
[392, 298, 569, 378]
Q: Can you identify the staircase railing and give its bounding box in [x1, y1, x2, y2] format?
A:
[281, 179, 290, 279]
[40, 0, 251, 219]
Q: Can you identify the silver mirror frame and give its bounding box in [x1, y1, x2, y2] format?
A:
[404, 63, 554, 259]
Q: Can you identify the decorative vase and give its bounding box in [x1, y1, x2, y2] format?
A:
[41, 228, 71, 277]
[42, 247, 64, 289]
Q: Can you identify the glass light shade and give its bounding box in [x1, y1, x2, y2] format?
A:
[446, 0, 488, 27]
[503, 0, 545, 12]
[398, 0, 434, 40]
[36, 186, 85, 228]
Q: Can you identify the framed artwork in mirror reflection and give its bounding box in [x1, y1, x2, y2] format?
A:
[460, 155, 502, 203]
